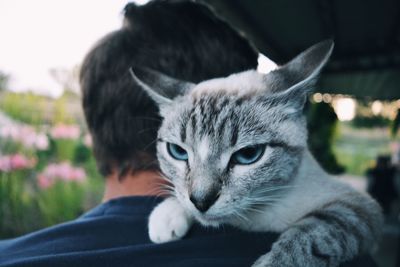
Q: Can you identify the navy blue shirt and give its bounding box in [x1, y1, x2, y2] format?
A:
[0, 196, 377, 267]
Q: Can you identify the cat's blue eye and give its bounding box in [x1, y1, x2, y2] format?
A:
[231, 145, 265, 165]
[167, 143, 188, 161]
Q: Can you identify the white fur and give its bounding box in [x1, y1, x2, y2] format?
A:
[150, 150, 359, 237]
[198, 138, 210, 161]
[192, 70, 265, 96]
[148, 197, 193, 243]
[232, 151, 354, 232]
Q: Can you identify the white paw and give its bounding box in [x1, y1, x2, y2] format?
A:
[148, 197, 193, 243]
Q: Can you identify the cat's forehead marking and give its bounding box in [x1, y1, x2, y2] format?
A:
[180, 93, 241, 147]
[198, 137, 210, 161]
[191, 70, 265, 97]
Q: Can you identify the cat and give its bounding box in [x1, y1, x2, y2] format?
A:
[129, 40, 383, 267]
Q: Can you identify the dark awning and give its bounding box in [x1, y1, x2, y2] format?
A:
[200, 0, 400, 100]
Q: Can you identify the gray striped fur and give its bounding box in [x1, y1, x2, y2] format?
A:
[137, 40, 383, 267]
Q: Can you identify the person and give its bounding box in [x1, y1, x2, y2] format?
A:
[0, 1, 377, 266]
[367, 155, 398, 215]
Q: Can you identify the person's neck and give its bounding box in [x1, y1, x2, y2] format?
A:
[103, 170, 166, 202]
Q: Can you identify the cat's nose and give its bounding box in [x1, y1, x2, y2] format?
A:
[189, 190, 220, 213]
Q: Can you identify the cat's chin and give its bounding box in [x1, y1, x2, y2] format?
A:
[193, 213, 230, 227]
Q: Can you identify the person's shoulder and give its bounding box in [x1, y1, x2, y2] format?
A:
[0, 199, 147, 266]
[0, 196, 379, 267]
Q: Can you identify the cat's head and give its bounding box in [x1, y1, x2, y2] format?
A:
[130, 40, 333, 226]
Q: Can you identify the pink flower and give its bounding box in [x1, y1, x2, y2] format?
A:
[50, 124, 80, 140]
[0, 154, 36, 172]
[0, 126, 19, 140]
[37, 174, 53, 189]
[0, 125, 49, 150]
[35, 133, 49, 150]
[11, 154, 29, 169]
[37, 162, 86, 189]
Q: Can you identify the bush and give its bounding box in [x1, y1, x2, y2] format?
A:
[0, 92, 78, 126]
[0, 72, 9, 92]
[352, 115, 390, 128]
[307, 102, 345, 174]
[0, 123, 102, 238]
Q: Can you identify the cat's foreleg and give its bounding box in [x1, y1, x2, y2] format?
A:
[252, 193, 382, 267]
[148, 197, 194, 243]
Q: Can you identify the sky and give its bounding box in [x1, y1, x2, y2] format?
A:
[0, 0, 276, 98]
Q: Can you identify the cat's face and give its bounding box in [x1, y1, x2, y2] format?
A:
[156, 79, 307, 225]
[130, 40, 333, 226]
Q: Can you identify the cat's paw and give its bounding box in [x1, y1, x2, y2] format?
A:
[252, 225, 338, 267]
[251, 251, 297, 267]
[252, 251, 293, 267]
[148, 197, 193, 243]
[251, 253, 274, 267]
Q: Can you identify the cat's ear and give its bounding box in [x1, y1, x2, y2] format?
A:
[265, 40, 334, 114]
[129, 66, 195, 107]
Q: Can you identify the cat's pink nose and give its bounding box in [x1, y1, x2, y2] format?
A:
[189, 190, 220, 213]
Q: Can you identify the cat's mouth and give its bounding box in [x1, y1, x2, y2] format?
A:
[194, 212, 231, 226]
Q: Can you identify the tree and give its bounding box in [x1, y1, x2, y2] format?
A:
[307, 102, 345, 174]
[49, 66, 80, 95]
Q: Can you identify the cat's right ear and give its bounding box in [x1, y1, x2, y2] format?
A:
[263, 40, 334, 115]
[129, 66, 195, 107]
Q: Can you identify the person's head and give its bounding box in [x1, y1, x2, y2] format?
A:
[80, 0, 258, 178]
[376, 155, 391, 169]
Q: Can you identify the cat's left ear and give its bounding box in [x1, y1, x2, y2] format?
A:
[265, 40, 334, 114]
[129, 66, 195, 107]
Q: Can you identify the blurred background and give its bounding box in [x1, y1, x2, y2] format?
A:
[0, 0, 399, 266]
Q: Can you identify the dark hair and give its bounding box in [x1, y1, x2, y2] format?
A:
[80, 0, 258, 177]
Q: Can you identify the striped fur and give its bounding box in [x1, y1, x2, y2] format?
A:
[140, 41, 383, 267]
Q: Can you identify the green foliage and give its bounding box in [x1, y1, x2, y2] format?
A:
[333, 123, 391, 175]
[0, 72, 9, 91]
[0, 92, 48, 125]
[391, 108, 400, 138]
[54, 139, 77, 161]
[0, 88, 103, 238]
[352, 115, 390, 128]
[37, 181, 86, 226]
[0, 168, 103, 238]
[0, 91, 77, 125]
[53, 95, 76, 125]
[307, 102, 345, 174]
[0, 132, 103, 238]
[0, 171, 42, 238]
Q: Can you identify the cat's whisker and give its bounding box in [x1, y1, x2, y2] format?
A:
[242, 196, 282, 204]
[139, 159, 160, 170]
[252, 185, 298, 194]
[134, 116, 162, 123]
[151, 180, 175, 189]
[232, 209, 250, 223]
[136, 127, 159, 135]
[157, 172, 174, 183]
[145, 185, 173, 194]
[245, 194, 283, 200]
[153, 188, 175, 196]
[142, 138, 160, 152]
[239, 206, 266, 214]
[153, 182, 175, 191]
